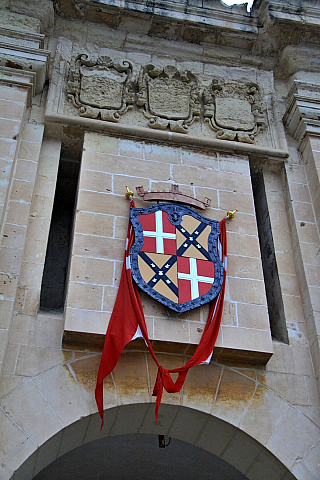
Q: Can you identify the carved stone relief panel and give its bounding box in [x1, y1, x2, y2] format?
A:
[203, 80, 265, 144]
[65, 53, 268, 144]
[137, 65, 200, 134]
[67, 54, 134, 122]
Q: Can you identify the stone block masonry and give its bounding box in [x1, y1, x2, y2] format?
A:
[1, 2, 320, 480]
[64, 132, 273, 362]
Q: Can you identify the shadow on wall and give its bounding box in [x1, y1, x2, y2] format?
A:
[40, 158, 80, 311]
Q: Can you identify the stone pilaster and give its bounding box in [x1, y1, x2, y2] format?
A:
[284, 79, 320, 392]
[0, 16, 50, 371]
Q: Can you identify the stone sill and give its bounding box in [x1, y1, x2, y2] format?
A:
[45, 113, 289, 162]
[63, 331, 273, 365]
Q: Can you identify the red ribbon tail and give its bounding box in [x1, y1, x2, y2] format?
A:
[155, 384, 164, 422]
[152, 367, 164, 422]
[95, 381, 104, 430]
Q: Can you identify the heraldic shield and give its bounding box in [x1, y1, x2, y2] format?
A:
[130, 203, 224, 313]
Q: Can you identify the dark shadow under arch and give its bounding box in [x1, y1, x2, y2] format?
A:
[33, 433, 248, 480]
[11, 403, 296, 480]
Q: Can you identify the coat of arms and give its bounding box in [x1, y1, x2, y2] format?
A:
[137, 65, 200, 133]
[96, 186, 231, 425]
[67, 54, 134, 122]
[203, 80, 265, 143]
[130, 203, 224, 313]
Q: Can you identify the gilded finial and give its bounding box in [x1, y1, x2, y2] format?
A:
[125, 185, 134, 200]
[226, 209, 238, 220]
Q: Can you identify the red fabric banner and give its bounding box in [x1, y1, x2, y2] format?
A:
[95, 200, 227, 427]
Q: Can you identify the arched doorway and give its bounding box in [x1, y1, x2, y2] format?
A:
[33, 433, 248, 479]
[12, 404, 296, 479]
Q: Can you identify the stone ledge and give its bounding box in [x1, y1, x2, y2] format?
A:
[62, 331, 273, 365]
[44, 112, 289, 162]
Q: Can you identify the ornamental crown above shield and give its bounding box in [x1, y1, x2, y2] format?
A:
[130, 203, 224, 313]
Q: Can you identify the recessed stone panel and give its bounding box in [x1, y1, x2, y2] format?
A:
[64, 132, 273, 363]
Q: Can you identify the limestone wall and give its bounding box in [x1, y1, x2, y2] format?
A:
[64, 132, 273, 362]
[0, 1, 320, 479]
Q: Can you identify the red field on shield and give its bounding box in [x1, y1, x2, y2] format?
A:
[139, 211, 176, 255]
[177, 256, 215, 303]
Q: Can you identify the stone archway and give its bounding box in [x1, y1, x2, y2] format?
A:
[33, 433, 248, 479]
[12, 403, 296, 480]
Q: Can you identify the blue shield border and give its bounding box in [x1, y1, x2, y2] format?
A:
[130, 203, 223, 313]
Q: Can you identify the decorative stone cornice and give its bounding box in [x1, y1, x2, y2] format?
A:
[53, 0, 258, 53]
[53, 0, 256, 34]
[53, 0, 320, 76]
[0, 66, 35, 106]
[0, 27, 44, 49]
[276, 45, 320, 79]
[284, 80, 320, 144]
[0, 26, 50, 102]
[252, 0, 320, 26]
[0, 43, 50, 94]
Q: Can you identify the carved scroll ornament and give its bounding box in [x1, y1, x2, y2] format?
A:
[203, 80, 265, 144]
[67, 54, 134, 122]
[137, 65, 200, 134]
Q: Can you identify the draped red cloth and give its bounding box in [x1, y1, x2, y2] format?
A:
[95, 200, 227, 426]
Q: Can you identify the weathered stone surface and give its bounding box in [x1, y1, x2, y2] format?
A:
[137, 64, 200, 133]
[204, 80, 265, 143]
[67, 55, 134, 122]
[182, 363, 221, 413]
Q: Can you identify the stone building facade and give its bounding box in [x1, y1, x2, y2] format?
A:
[0, 0, 319, 478]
